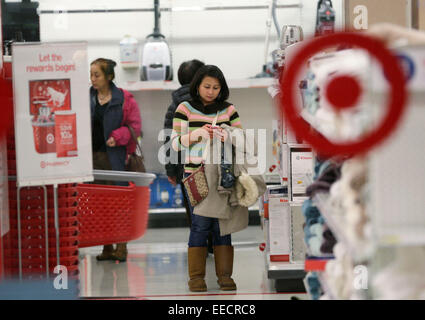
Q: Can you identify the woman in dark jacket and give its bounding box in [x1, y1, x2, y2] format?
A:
[90, 58, 142, 262]
[164, 59, 204, 185]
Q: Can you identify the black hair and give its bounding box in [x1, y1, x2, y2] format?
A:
[177, 59, 205, 85]
[90, 58, 117, 82]
[189, 65, 229, 103]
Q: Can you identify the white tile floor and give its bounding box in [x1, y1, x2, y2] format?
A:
[78, 226, 309, 300]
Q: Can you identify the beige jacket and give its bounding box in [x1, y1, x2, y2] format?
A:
[193, 125, 266, 236]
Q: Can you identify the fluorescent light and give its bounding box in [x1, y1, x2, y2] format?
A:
[171, 6, 204, 12]
[5, 0, 22, 2]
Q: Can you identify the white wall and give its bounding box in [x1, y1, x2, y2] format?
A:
[37, 0, 344, 174]
[38, 0, 344, 82]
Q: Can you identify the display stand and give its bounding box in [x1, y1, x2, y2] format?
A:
[297, 45, 425, 300]
[260, 88, 314, 293]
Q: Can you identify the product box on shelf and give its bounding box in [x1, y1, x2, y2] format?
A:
[290, 150, 313, 202]
[149, 174, 184, 209]
[268, 196, 291, 262]
[262, 185, 288, 219]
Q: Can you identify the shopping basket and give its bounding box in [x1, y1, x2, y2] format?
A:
[76, 170, 155, 248]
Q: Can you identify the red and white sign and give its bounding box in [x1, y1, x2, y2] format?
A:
[268, 197, 291, 262]
[12, 42, 93, 186]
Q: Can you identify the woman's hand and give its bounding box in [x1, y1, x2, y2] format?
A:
[106, 136, 116, 147]
[202, 124, 214, 139]
[213, 127, 228, 142]
[190, 125, 213, 143]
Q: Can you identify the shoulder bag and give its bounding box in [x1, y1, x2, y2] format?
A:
[182, 113, 218, 207]
[125, 125, 146, 173]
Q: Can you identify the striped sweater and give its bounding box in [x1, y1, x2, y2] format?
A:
[172, 101, 242, 173]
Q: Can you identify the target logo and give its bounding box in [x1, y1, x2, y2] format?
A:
[46, 133, 55, 144]
[280, 32, 408, 158]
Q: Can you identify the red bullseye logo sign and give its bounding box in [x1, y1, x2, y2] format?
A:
[280, 32, 408, 158]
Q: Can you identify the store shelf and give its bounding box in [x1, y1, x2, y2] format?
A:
[287, 143, 312, 149]
[304, 257, 334, 272]
[264, 173, 282, 185]
[267, 260, 305, 278]
[149, 205, 259, 214]
[289, 201, 304, 207]
[121, 78, 276, 92]
[149, 208, 186, 214]
[227, 78, 276, 89]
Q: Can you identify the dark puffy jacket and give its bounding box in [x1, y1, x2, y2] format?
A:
[163, 84, 191, 183]
[90, 82, 142, 173]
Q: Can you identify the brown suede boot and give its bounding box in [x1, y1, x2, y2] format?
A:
[188, 247, 208, 292]
[112, 243, 128, 262]
[96, 244, 115, 261]
[213, 245, 237, 291]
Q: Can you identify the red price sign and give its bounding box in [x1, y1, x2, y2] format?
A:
[280, 32, 408, 158]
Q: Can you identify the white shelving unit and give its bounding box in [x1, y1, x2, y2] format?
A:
[149, 205, 259, 214]
[149, 208, 186, 214]
[121, 78, 276, 92]
[262, 81, 310, 293]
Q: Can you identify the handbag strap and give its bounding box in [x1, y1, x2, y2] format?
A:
[201, 113, 219, 162]
[126, 124, 144, 157]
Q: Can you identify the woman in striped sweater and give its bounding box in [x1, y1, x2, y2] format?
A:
[172, 65, 242, 292]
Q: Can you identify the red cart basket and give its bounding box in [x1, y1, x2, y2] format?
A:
[76, 170, 155, 248]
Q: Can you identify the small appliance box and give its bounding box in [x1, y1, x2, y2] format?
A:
[290, 151, 313, 202]
[262, 185, 288, 219]
[149, 174, 184, 209]
[268, 197, 291, 262]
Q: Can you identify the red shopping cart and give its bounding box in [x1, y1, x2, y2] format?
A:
[4, 169, 155, 280]
[76, 170, 156, 248]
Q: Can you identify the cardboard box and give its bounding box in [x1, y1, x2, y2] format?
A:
[413, 0, 425, 31]
[290, 151, 314, 202]
[345, 0, 411, 30]
[268, 197, 291, 262]
[262, 185, 288, 219]
[420, 0, 425, 30]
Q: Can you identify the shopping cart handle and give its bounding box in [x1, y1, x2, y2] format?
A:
[93, 170, 156, 187]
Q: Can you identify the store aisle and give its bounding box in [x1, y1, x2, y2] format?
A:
[78, 226, 308, 300]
